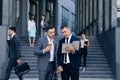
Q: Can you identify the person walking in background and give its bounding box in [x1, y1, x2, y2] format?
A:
[41, 15, 48, 37]
[4, 27, 23, 80]
[57, 25, 81, 80]
[34, 26, 57, 80]
[28, 15, 36, 47]
[80, 33, 90, 72]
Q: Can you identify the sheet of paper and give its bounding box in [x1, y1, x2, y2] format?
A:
[62, 43, 72, 53]
[61, 41, 80, 53]
[72, 41, 80, 50]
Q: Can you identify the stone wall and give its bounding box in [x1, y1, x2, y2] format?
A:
[0, 26, 7, 79]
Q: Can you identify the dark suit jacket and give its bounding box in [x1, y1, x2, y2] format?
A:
[34, 37, 57, 71]
[57, 35, 81, 69]
[7, 34, 21, 59]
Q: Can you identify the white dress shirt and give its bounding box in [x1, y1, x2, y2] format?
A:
[47, 36, 55, 62]
[41, 20, 44, 27]
[80, 39, 89, 48]
[11, 33, 15, 38]
[64, 34, 72, 64]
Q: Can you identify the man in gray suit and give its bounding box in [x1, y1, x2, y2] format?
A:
[34, 26, 57, 80]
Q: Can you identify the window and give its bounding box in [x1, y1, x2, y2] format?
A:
[71, 0, 75, 3]
[61, 6, 69, 25]
[71, 13, 75, 32]
[117, 5, 120, 12]
[117, 17, 120, 27]
[0, 0, 2, 25]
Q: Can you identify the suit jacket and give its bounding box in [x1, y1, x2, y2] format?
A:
[34, 37, 57, 71]
[57, 35, 81, 69]
[7, 34, 21, 59]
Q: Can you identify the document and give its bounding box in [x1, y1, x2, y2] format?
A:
[62, 41, 80, 53]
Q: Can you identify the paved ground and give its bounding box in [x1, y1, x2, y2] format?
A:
[9, 78, 114, 80]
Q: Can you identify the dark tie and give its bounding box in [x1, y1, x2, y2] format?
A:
[64, 38, 69, 63]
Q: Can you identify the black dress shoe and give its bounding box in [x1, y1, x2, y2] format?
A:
[19, 76, 23, 80]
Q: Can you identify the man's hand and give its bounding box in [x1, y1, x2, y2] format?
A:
[84, 44, 87, 46]
[17, 59, 21, 64]
[65, 46, 75, 53]
[43, 45, 52, 53]
[57, 66, 63, 72]
[8, 35, 11, 40]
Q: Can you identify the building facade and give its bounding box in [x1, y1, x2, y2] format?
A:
[76, 0, 117, 36]
[57, 0, 75, 35]
[0, 0, 57, 79]
[0, 0, 75, 36]
[76, 0, 120, 80]
[0, 0, 2, 25]
[1, 0, 57, 36]
[117, 0, 120, 27]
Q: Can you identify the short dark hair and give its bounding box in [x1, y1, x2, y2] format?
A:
[9, 27, 16, 32]
[61, 24, 69, 30]
[42, 14, 46, 17]
[30, 14, 34, 20]
[45, 25, 54, 32]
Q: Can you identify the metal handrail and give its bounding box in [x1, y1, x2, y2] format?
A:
[77, 19, 103, 36]
[15, 17, 21, 35]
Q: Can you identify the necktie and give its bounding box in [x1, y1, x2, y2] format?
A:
[64, 38, 69, 63]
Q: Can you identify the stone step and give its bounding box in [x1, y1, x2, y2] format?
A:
[21, 63, 110, 68]
[20, 50, 104, 54]
[11, 66, 111, 71]
[20, 43, 100, 46]
[9, 78, 115, 80]
[20, 47, 102, 51]
[21, 52, 105, 58]
[20, 49, 103, 53]
[20, 40, 100, 43]
[21, 59, 107, 63]
[10, 36, 114, 80]
[10, 74, 114, 79]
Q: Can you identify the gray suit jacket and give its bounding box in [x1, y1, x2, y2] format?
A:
[34, 37, 57, 71]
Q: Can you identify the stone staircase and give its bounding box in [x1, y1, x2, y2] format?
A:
[9, 36, 115, 80]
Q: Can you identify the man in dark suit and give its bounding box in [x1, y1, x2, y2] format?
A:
[4, 27, 23, 80]
[34, 26, 57, 80]
[57, 25, 81, 80]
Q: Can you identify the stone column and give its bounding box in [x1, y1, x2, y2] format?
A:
[86, 0, 89, 27]
[12, 0, 17, 26]
[89, 0, 93, 36]
[90, 0, 93, 24]
[81, 0, 84, 32]
[8, 0, 13, 27]
[98, 0, 103, 34]
[104, 0, 110, 31]
[19, 0, 28, 36]
[116, 28, 120, 80]
[111, 0, 117, 28]
[93, 0, 97, 36]
[82, 0, 85, 30]
[54, 0, 58, 35]
[6, 0, 17, 27]
[76, 0, 81, 34]
[2, 0, 9, 26]
[39, 0, 46, 17]
[38, 0, 46, 35]
[0, 26, 7, 79]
